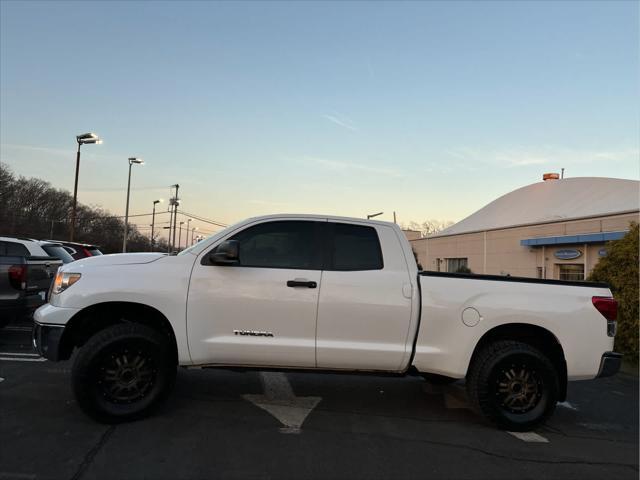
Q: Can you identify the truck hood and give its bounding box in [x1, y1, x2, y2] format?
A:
[69, 252, 167, 268]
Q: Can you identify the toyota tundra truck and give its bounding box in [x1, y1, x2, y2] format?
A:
[33, 214, 621, 430]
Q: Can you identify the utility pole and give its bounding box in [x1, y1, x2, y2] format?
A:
[151, 199, 162, 251]
[393, 211, 397, 224]
[178, 221, 185, 251]
[172, 184, 180, 252]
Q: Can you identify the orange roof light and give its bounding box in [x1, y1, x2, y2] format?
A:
[543, 173, 560, 181]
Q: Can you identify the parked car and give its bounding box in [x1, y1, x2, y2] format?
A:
[0, 237, 64, 327]
[33, 215, 621, 430]
[44, 240, 103, 260]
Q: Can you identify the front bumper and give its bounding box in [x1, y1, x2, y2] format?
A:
[596, 351, 623, 378]
[32, 321, 66, 361]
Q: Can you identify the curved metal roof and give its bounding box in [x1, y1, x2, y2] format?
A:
[435, 177, 639, 237]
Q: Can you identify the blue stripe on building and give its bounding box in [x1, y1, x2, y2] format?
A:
[520, 230, 628, 247]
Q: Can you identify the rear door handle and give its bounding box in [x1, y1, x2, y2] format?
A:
[287, 279, 317, 288]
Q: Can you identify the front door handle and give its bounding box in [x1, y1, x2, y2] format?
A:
[287, 279, 317, 288]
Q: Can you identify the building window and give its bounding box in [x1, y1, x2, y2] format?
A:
[558, 264, 585, 281]
[446, 258, 468, 273]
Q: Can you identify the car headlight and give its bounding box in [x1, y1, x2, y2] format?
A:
[51, 272, 81, 295]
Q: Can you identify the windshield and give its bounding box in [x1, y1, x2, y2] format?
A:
[41, 244, 75, 264]
[177, 225, 233, 256]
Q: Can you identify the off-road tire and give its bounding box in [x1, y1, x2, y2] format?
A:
[72, 323, 176, 423]
[466, 340, 558, 431]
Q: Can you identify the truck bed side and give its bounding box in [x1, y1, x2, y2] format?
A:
[413, 272, 614, 380]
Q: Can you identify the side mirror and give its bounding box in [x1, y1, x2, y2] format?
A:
[209, 240, 239, 265]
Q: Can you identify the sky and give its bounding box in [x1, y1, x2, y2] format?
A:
[1, 0, 638, 239]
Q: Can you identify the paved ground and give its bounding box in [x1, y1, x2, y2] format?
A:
[1, 320, 638, 480]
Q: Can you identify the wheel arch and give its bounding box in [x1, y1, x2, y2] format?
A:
[58, 301, 178, 364]
[467, 323, 568, 401]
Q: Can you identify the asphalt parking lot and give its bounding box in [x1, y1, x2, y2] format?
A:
[1, 319, 638, 480]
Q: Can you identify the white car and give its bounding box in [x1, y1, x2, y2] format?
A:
[33, 215, 621, 430]
[0, 236, 75, 264]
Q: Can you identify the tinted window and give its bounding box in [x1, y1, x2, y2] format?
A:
[87, 247, 103, 256]
[0, 241, 29, 257]
[329, 223, 383, 271]
[230, 221, 321, 269]
[41, 245, 75, 264]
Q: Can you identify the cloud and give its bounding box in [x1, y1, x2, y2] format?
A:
[305, 156, 404, 178]
[322, 114, 357, 131]
[444, 146, 640, 169]
[248, 199, 292, 208]
[1, 142, 122, 162]
[1, 143, 73, 157]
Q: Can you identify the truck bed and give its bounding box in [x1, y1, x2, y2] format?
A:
[413, 271, 614, 380]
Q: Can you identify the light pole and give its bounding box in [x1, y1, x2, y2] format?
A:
[70, 132, 102, 241]
[150, 199, 163, 251]
[178, 221, 186, 251]
[191, 226, 198, 245]
[367, 211, 384, 219]
[168, 184, 180, 251]
[122, 157, 144, 252]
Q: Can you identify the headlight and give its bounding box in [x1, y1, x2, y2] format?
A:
[51, 272, 81, 295]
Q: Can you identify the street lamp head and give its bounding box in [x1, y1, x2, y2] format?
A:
[77, 133, 102, 145]
[153, 199, 163, 205]
[180, 221, 185, 225]
[129, 157, 144, 165]
[77, 132, 98, 141]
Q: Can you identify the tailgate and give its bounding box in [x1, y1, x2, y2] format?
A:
[25, 256, 62, 295]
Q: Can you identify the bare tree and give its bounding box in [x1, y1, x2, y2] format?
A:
[0, 162, 167, 253]
[401, 219, 455, 238]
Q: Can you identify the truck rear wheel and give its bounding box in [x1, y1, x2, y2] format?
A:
[72, 323, 176, 423]
[466, 340, 558, 431]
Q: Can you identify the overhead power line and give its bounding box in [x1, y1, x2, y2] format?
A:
[177, 210, 228, 227]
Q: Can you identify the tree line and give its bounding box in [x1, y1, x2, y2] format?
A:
[0, 162, 169, 253]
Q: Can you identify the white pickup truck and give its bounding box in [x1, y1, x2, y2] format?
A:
[33, 214, 621, 430]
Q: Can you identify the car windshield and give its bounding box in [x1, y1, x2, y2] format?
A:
[41, 244, 75, 264]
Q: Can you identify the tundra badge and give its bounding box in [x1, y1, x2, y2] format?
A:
[233, 329, 274, 337]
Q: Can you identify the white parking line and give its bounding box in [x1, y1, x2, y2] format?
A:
[507, 431, 549, 443]
[557, 401, 578, 411]
[5, 326, 33, 332]
[0, 357, 46, 362]
[0, 352, 39, 357]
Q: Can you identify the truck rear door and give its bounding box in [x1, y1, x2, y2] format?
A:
[315, 222, 415, 371]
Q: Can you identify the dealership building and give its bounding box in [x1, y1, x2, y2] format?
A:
[410, 176, 639, 281]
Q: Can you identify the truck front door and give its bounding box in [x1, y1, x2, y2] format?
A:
[187, 220, 324, 367]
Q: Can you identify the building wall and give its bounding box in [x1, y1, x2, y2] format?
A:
[410, 212, 638, 280]
[402, 230, 422, 241]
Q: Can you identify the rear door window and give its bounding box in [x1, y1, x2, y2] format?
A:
[327, 223, 383, 271]
[0, 241, 30, 257]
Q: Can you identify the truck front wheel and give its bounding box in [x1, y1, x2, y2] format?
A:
[466, 340, 558, 431]
[72, 323, 176, 423]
